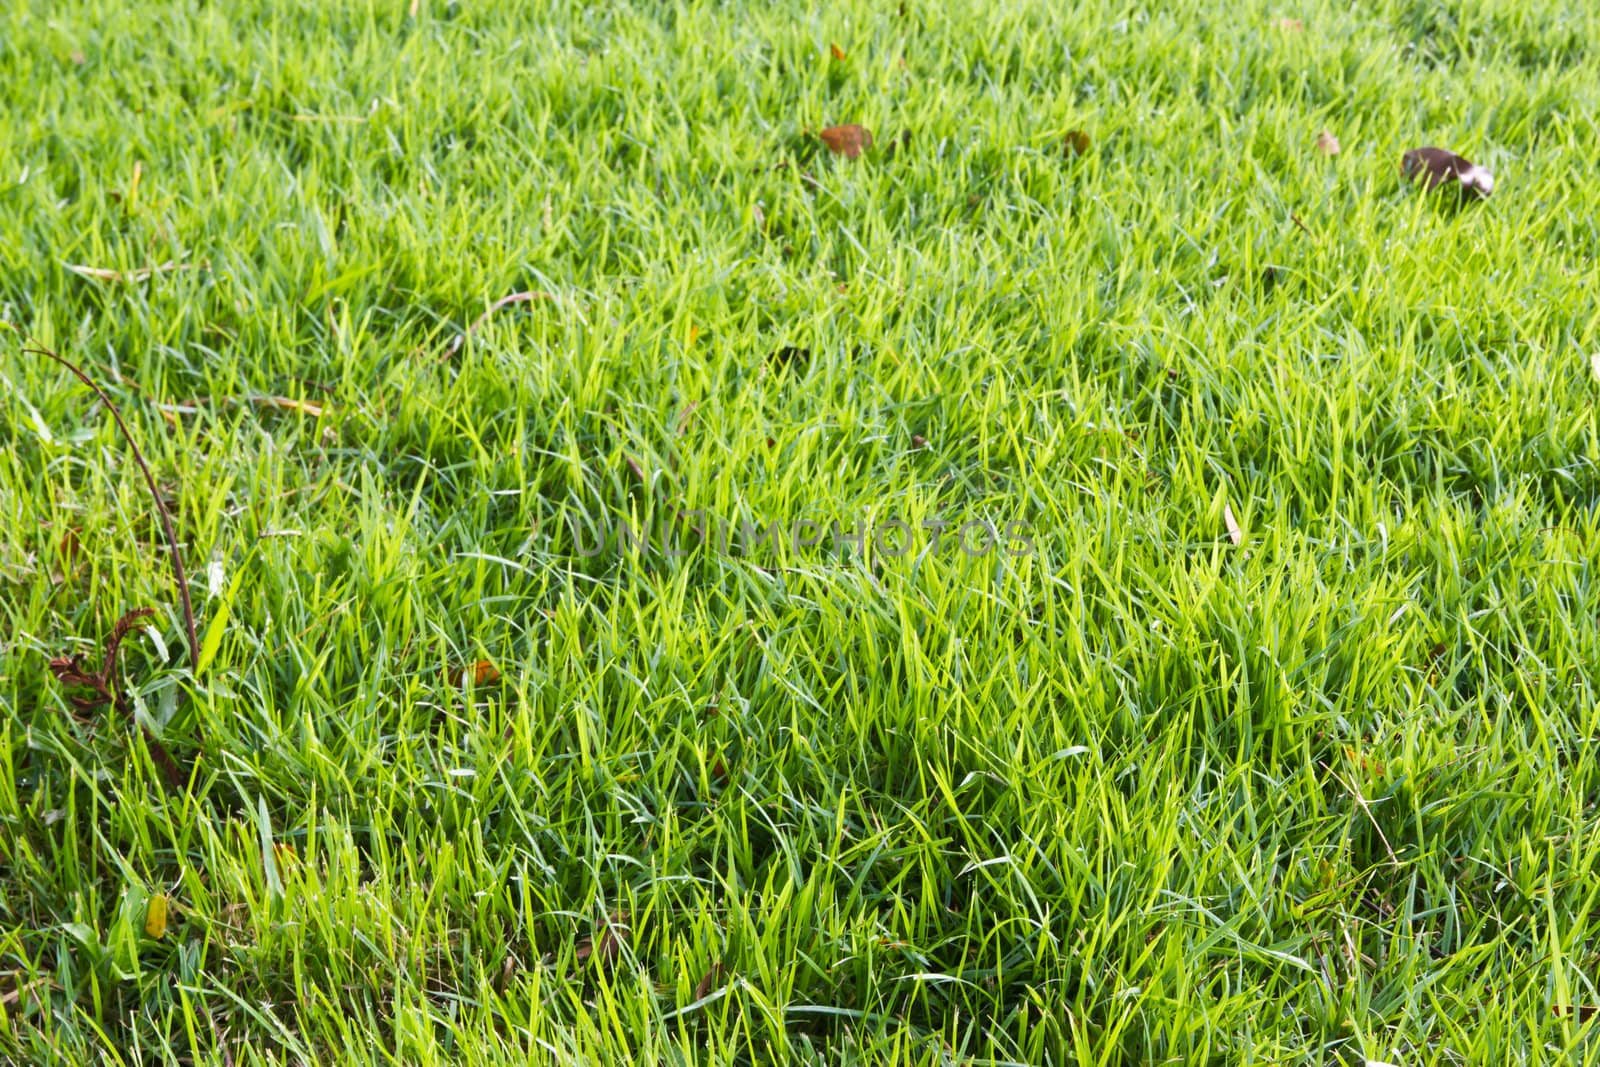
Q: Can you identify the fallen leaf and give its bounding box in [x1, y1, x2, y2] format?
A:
[911, 434, 928, 449]
[454, 659, 500, 687]
[70, 50, 86, 65]
[818, 124, 873, 159]
[1314, 130, 1341, 155]
[1063, 129, 1091, 156]
[575, 910, 630, 969]
[144, 893, 169, 938]
[829, 42, 847, 61]
[1274, 17, 1303, 30]
[60, 528, 82, 569]
[1224, 503, 1244, 546]
[693, 962, 725, 1000]
[1553, 1005, 1599, 1022]
[1401, 147, 1492, 199]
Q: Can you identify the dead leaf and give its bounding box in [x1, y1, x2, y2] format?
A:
[911, 434, 928, 449]
[1314, 130, 1341, 155]
[818, 124, 873, 159]
[829, 43, 847, 61]
[1224, 503, 1244, 546]
[144, 893, 169, 938]
[65, 261, 190, 283]
[60, 528, 83, 569]
[1063, 129, 1091, 156]
[70, 50, 86, 65]
[1274, 17, 1303, 30]
[1401, 147, 1492, 199]
[496, 953, 519, 991]
[575, 910, 630, 969]
[453, 659, 500, 687]
[1553, 1005, 1599, 1022]
[693, 961, 725, 1000]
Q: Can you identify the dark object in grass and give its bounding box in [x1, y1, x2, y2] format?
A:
[818, 124, 873, 159]
[1401, 147, 1492, 199]
[769, 345, 811, 372]
[26, 342, 200, 791]
[47, 609, 185, 788]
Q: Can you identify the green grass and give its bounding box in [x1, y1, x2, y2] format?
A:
[3, 0, 1600, 1062]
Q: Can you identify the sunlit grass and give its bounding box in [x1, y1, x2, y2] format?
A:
[2, 0, 1599, 1063]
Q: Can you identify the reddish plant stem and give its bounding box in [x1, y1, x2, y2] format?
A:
[26, 344, 200, 671]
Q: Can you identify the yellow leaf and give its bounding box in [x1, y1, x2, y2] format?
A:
[144, 894, 169, 939]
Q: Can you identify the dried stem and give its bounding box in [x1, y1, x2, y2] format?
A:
[26, 344, 199, 670]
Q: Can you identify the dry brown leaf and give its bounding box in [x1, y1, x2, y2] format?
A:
[1274, 17, 1303, 30]
[1224, 503, 1244, 546]
[1314, 130, 1341, 155]
[693, 962, 725, 1000]
[818, 124, 873, 159]
[1553, 1004, 1599, 1022]
[575, 910, 630, 969]
[456, 659, 500, 687]
[1063, 129, 1091, 156]
[829, 42, 847, 61]
[1401, 147, 1492, 199]
[911, 434, 928, 449]
[70, 50, 86, 65]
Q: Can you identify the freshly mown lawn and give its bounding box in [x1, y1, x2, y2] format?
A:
[3, 0, 1599, 1062]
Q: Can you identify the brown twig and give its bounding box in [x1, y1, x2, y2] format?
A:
[26, 344, 199, 671]
[444, 291, 554, 359]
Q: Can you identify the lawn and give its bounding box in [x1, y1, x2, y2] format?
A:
[2, 0, 1599, 1063]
